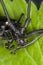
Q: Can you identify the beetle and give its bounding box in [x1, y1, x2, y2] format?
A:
[0, 0, 43, 54]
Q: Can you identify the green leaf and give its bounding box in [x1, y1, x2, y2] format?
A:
[0, 0, 43, 65]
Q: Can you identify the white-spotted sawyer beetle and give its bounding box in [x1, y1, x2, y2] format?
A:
[0, 0, 43, 54]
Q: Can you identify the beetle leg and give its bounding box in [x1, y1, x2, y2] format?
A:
[9, 45, 15, 50]
[11, 33, 43, 54]
[23, 29, 43, 38]
[5, 39, 13, 49]
[20, 33, 43, 48]
[17, 14, 24, 24]
[11, 45, 22, 54]
[21, 18, 30, 34]
[4, 30, 13, 49]
[22, 33, 43, 47]
[21, 0, 31, 34]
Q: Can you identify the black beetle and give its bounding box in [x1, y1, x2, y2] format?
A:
[0, 0, 43, 54]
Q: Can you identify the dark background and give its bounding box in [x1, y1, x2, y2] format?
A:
[32, 0, 43, 9]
